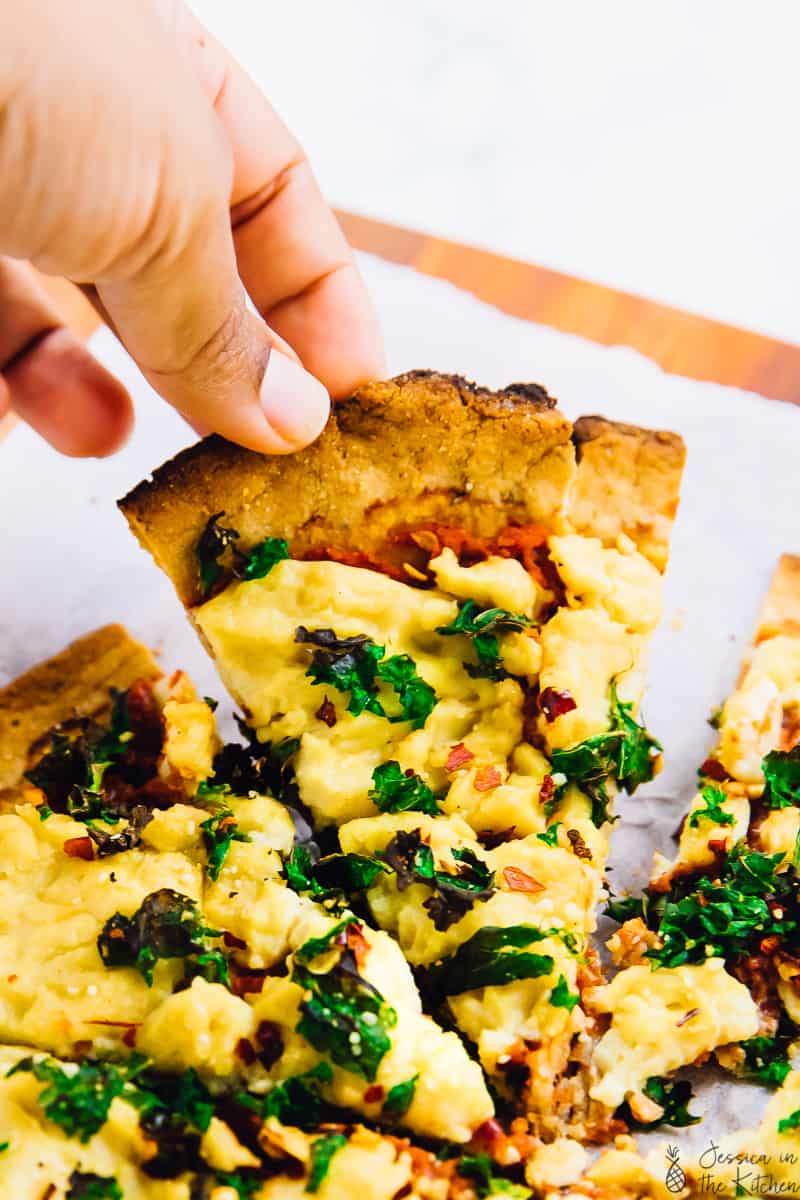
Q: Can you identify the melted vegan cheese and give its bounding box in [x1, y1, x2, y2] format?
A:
[589, 959, 760, 1108]
[718, 633, 800, 784]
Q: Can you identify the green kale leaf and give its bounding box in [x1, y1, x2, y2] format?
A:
[196, 512, 240, 597]
[456, 1153, 531, 1198]
[369, 761, 442, 816]
[424, 925, 559, 1001]
[549, 975, 579, 1011]
[382, 828, 495, 931]
[66, 1171, 123, 1199]
[201, 810, 250, 880]
[307, 1132, 348, 1192]
[618, 1076, 700, 1129]
[741, 1036, 793, 1087]
[239, 537, 289, 580]
[688, 785, 735, 828]
[7, 1055, 147, 1143]
[382, 1074, 419, 1121]
[762, 747, 800, 810]
[436, 600, 533, 681]
[97, 889, 227, 988]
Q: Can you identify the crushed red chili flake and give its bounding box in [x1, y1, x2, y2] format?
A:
[502, 866, 545, 894]
[301, 545, 409, 583]
[474, 765, 502, 793]
[235, 1037, 257, 1065]
[63, 836, 94, 861]
[477, 826, 517, 850]
[364, 1084, 385, 1104]
[700, 757, 730, 783]
[538, 774, 556, 806]
[223, 931, 247, 950]
[345, 922, 370, 970]
[41, 1186, 57, 1200]
[315, 696, 338, 728]
[707, 837, 730, 856]
[123, 1026, 138, 1048]
[256, 1020, 285, 1069]
[445, 743, 475, 772]
[538, 687, 578, 723]
[567, 829, 592, 861]
[229, 966, 268, 998]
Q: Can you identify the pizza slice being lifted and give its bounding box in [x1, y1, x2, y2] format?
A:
[120, 370, 685, 1142]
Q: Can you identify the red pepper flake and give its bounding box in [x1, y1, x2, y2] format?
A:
[700, 757, 730, 783]
[707, 838, 729, 856]
[223, 931, 247, 950]
[474, 766, 502, 793]
[445, 743, 475, 772]
[364, 1084, 385, 1104]
[63, 836, 94, 861]
[123, 1026, 138, 1048]
[538, 774, 556, 806]
[315, 696, 337, 728]
[42, 1186, 57, 1200]
[477, 827, 517, 850]
[676, 1008, 700, 1027]
[256, 1020, 285, 1069]
[235, 1037, 257, 1065]
[345, 922, 370, 970]
[538, 687, 577, 723]
[502, 866, 545, 893]
[229, 966, 267, 997]
[470, 1117, 505, 1153]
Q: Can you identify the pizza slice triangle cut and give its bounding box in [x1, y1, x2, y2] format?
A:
[119, 370, 685, 1145]
[595, 553, 800, 1123]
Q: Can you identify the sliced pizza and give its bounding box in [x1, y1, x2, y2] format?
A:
[598, 554, 800, 1120]
[120, 370, 685, 1141]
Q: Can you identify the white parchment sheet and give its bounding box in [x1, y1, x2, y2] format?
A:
[1, 254, 798, 1150]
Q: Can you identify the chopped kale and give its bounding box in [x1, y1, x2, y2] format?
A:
[535, 823, 561, 848]
[196, 513, 240, 597]
[456, 1153, 531, 1198]
[687, 785, 735, 828]
[295, 627, 436, 728]
[741, 1036, 793, 1087]
[382, 828, 495, 931]
[436, 600, 533, 681]
[369, 761, 442, 816]
[307, 1132, 348, 1192]
[201, 810, 250, 880]
[292, 924, 396, 1081]
[86, 804, 153, 858]
[618, 1076, 700, 1129]
[211, 1173, 263, 1200]
[382, 1074, 418, 1120]
[549, 975, 579, 1011]
[97, 889, 227, 988]
[283, 844, 387, 905]
[549, 683, 662, 825]
[646, 843, 799, 969]
[424, 925, 559, 1001]
[7, 1054, 147, 1143]
[604, 894, 646, 924]
[206, 718, 300, 805]
[762, 747, 800, 810]
[778, 1108, 800, 1133]
[239, 536, 289, 581]
[255, 1062, 334, 1127]
[66, 1171, 123, 1199]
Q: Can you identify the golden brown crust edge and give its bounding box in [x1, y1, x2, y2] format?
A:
[754, 553, 800, 642]
[0, 624, 160, 796]
[119, 371, 686, 606]
[567, 416, 686, 574]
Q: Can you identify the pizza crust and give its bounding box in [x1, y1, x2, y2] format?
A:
[119, 370, 685, 607]
[754, 552, 800, 642]
[0, 623, 160, 797]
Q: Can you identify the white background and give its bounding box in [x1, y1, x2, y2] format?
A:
[190, 0, 800, 343]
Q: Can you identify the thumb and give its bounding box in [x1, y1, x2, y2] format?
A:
[96, 186, 329, 455]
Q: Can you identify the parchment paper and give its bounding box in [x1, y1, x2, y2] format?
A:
[1, 253, 798, 1149]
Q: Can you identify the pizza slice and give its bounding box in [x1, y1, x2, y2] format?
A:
[596, 554, 800, 1121]
[120, 370, 685, 1142]
[0, 626, 494, 1164]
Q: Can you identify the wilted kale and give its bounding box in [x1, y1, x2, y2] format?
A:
[687, 785, 735, 829]
[646, 843, 800, 969]
[283, 844, 388, 907]
[382, 828, 495, 931]
[292, 922, 396, 1081]
[369, 761, 442, 816]
[200, 810, 250, 880]
[7, 1054, 148, 1143]
[204, 717, 300, 807]
[549, 975, 579, 1011]
[382, 1074, 418, 1121]
[456, 1153, 531, 1198]
[535, 823, 561, 848]
[195, 512, 288, 598]
[617, 1076, 700, 1129]
[423, 925, 563, 1002]
[762, 747, 800, 810]
[741, 1035, 793, 1087]
[307, 1132, 348, 1192]
[239, 1062, 334, 1129]
[436, 600, 533, 681]
[66, 1171, 123, 1199]
[239, 537, 289, 581]
[549, 683, 662, 825]
[97, 889, 228, 987]
[86, 804, 153, 857]
[295, 627, 436, 728]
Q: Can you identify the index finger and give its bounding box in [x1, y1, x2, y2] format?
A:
[176, 6, 385, 399]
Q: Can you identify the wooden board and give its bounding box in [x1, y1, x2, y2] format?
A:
[2, 212, 798, 447]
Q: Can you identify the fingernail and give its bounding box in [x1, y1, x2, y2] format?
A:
[260, 349, 330, 449]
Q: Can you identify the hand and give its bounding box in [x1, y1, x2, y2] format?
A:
[0, 0, 384, 456]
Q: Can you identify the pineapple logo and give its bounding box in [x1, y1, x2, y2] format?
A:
[665, 1145, 685, 1193]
